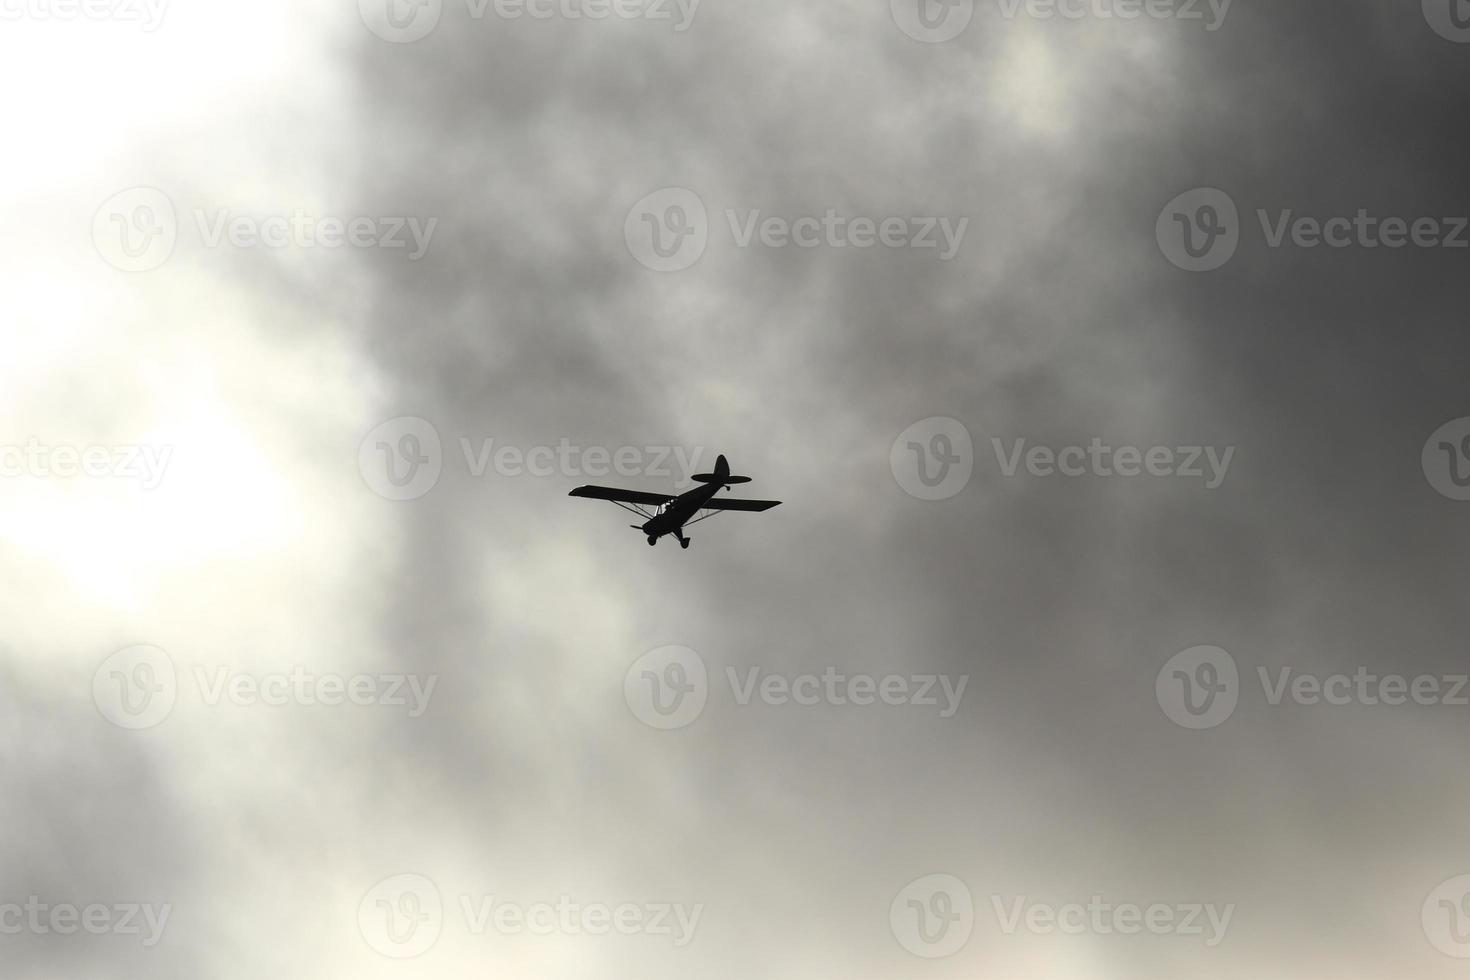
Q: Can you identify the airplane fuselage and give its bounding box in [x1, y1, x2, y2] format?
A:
[641, 480, 723, 539]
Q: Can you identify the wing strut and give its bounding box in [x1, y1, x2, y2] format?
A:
[609, 499, 653, 520]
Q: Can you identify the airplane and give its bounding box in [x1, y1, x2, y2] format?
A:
[569, 454, 780, 548]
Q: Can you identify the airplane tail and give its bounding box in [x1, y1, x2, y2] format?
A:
[692, 454, 752, 485]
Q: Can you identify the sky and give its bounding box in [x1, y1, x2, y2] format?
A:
[3, 0, 1470, 977]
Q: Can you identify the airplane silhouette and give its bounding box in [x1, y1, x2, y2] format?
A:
[569, 454, 780, 548]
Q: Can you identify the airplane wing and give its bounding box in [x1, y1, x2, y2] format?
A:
[700, 497, 781, 512]
[569, 485, 674, 506]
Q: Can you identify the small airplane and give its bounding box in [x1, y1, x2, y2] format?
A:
[569, 454, 780, 548]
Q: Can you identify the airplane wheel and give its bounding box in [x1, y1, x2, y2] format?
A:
[647, 536, 657, 546]
[680, 538, 690, 549]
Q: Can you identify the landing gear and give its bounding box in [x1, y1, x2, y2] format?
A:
[647, 535, 657, 546]
[680, 537, 691, 549]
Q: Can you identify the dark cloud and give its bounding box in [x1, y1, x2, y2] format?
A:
[341, 2, 1470, 976]
[8, 0, 1470, 976]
